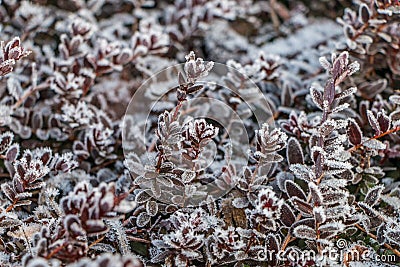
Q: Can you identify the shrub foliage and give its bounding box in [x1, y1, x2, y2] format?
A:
[0, 0, 400, 266]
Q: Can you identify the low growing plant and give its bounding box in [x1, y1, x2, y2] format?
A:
[0, 0, 400, 266]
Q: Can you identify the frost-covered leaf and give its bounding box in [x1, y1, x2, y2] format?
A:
[376, 112, 390, 133]
[181, 171, 196, 184]
[184, 51, 214, 82]
[324, 159, 353, 170]
[390, 110, 400, 127]
[124, 153, 145, 176]
[90, 243, 117, 253]
[291, 196, 312, 214]
[323, 190, 349, 205]
[291, 219, 315, 236]
[389, 95, 400, 105]
[324, 80, 336, 105]
[6, 144, 19, 162]
[359, 4, 371, 24]
[0, 218, 21, 228]
[367, 110, 381, 135]
[292, 225, 316, 240]
[347, 118, 363, 146]
[280, 202, 296, 227]
[335, 87, 357, 101]
[136, 212, 151, 227]
[358, 202, 381, 218]
[289, 164, 314, 181]
[287, 137, 304, 165]
[309, 182, 323, 206]
[319, 56, 331, 71]
[15, 199, 32, 207]
[232, 197, 249, 208]
[276, 172, 294, 192]
[313, 206, 326, 224]
[285, 180, 307, 200]
[363, 139, 386, 150]
[146, 200, 158, 216]
[16, 192, 34, 199]
[331, 103, 350, 113]
[319, 119, 336, 137]
[356, 35, 373, 44]
[319, 221, 345, 232]
[0, 132, 13, 154]
[344, 24, 355, 39]
[310, 86, 323, 109]
[266, 234, 279, 265]
[1, 183, 15, 201]
[364, 185, 384, 207]
[114, 199, 137, 213]
[385, 230, 400, 246]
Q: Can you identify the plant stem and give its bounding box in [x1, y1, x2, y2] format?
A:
[12, 79, 51, 110]
[280, 214, 301, 251]
[355, 224, 400, 258]
[90, 158, 119, 172]
[126, 236, 151, 244]
[5, 199, 18, 212]
[46, 242, 67, 259]
[89, 235, 106, 248]
[281, 74, 334, 253]
[269, 0, 281, 32]
[348, 126, 400, 153]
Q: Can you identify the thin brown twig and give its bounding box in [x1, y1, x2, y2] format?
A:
[126, 236, 151, 244]
[90, 158, 119, 173]
[269, 0, 281, 32]
[12, 79, 51, 110]
[5, 199, 18, 212]
[348, 126, 400, 153]
[355, 224, 400, 258]
[280, 218, 298, 251]
[46, 242, 67, 259]
[89, 235, 106, 248]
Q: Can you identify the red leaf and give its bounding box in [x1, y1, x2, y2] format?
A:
[347, 118, 363, 145]
[280, 202, 296, 227]
[285, 180, 307, 200]
[287, 137, 304, 165]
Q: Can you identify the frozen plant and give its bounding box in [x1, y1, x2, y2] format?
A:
[0, 0, 400, 266]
